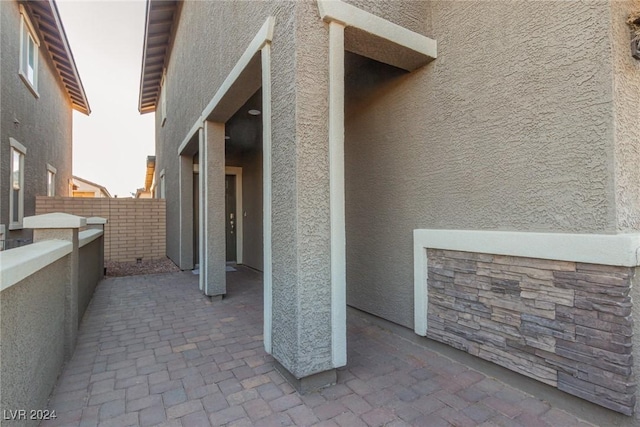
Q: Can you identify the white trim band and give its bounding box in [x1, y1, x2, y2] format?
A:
[261, 42, 273, 355]
[177, 16, 276, 157]
[329, 21, 347, 368]
[0, 240, 72, 291]
[413, 229, 640, 336]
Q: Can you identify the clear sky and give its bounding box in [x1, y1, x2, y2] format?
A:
[56, 0, 155, 198]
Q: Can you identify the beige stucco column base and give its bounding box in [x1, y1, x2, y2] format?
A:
[274, 360, 337, 394]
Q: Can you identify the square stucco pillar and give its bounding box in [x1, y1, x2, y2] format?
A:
[200, 120, 226, 296]
[179, 154, 194, 270]
[267, 1, 343, 392]
[87, 217, 107, 279]
[25, 212, 85, 360]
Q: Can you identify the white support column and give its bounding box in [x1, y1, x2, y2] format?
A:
[262, 42, 273, 354]
[329, 21, 346, 368]
[203, 121, 227, 296]
[198, 128, 206, 292]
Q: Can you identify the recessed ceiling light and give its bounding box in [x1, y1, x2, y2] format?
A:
[248, 109, 261, 116]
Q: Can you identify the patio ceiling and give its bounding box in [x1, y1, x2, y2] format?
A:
[26, 0, 91, 115]
[138, 0, 180, 114]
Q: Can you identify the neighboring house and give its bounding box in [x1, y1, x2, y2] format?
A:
[1, 0, 90, 249]
[139, 0, 640, 417]
[135, 155, 156, 198]
[72, 176, 112, 198]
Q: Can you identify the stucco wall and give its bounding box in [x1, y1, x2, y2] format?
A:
[0, 256, 68, 426]
[156, 0, 281, 265]
[345, 1, 626, 328]
[156, 0, 638, 381]
[0, 1, 73, 245]
[78, 235, 103, 323]
[159, 1, 335, 378]
[612, 1, 640, 231]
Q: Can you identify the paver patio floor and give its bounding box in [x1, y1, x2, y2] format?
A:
[42, 266, 601, 427]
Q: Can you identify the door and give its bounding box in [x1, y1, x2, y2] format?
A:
[225, 174, 237, 262]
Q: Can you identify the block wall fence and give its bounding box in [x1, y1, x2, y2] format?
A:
[36, 196, 166, 262]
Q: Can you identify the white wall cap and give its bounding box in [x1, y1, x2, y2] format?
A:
[79, 229, 103, 247]
[0, 240, 72, 291]
[414, 229, 640, 267]
[86, 217, 107, 225]
[24, 212, 87, 229]
[413, 228, 640, 337]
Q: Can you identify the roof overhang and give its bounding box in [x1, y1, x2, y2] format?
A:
[144, 156, 156, 191]
[318, 0, 436, 71]
[138, 0, 180, 114]
[25, 0, 91, 115]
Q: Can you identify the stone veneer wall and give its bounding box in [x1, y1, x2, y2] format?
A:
[426, 249, 635, 415]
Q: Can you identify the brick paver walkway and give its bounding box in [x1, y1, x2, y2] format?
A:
[42, 267, 599, 427]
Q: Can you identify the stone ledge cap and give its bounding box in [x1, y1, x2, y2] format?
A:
[86, 217, 107, 225]
[24, 212, 86, 229]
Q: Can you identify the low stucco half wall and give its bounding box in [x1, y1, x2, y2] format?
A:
[0, 225, 104, 426]
[0, 243, 71, 427]
[78, 229, 104, 324]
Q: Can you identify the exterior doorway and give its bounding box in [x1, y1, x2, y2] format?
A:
[225, 174, 237, 262]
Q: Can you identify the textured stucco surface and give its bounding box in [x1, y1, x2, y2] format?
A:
[158, 1, 275, 267]
[156, 0, 639, 383]
[612, 0, 640, 231]
[267, 0, 334, 378]
[345, 1, 622, 328]
[78, 236, 103, 324]
[204, 121, 226, 296]
[0, 256, 68, 427]
[159, 1, 334, 378]
[0, 1, 73, 245]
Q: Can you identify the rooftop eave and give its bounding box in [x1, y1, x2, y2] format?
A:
[25, 0, 91, 115]
[138, 0, 179, 114]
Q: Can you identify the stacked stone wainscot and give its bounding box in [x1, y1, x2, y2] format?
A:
[426, 249, 635, 415]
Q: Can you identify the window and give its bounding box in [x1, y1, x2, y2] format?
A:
[19, 5, 39, 95]
[160, 69, 167, 126]
[9, 138, 26, 229]
[47, 164, 57, 196]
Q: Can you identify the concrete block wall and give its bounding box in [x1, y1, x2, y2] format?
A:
[426, 248, 635, 415]
[36, 196, 166, 262]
